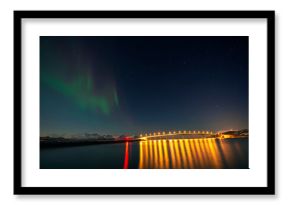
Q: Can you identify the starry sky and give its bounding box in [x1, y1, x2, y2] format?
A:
[40, 36, 248, 136]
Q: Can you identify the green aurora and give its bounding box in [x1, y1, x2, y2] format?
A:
[41, 70, 119, 115]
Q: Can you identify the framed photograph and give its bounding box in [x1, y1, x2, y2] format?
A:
[14, 11, 275, 195]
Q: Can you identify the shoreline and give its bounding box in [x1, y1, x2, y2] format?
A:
[40, 136, 248, 149]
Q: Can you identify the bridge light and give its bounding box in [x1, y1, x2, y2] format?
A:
[149, 133, 152, 136]
[169, 131, 172, 134]
[173, 131, 176, 134]
[162, 131, 165, 135]
[189, 130, 191, 134]
[198, 131, 200, 134]
[158, 132, 160, 135]
[202, 131, 205, 134]
[153, 132, 156, 136]
[145, 133, 147, 136]
[179, 131, 181, 134]
[140, 134, 143, 137]
[193, 131, 196, 134]
[183, 130, 186, 134]
[206, 131, 209, 134]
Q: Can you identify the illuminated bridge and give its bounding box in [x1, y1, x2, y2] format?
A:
[139, 130, 216, 140]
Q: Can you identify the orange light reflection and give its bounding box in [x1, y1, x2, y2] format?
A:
[138, 138, 247, 169]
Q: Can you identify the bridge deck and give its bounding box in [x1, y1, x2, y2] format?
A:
[140, 134, 216, 140]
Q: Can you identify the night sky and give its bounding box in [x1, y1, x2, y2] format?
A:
[40, 36, 248, 136]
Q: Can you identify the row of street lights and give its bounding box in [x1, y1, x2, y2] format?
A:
[139, 130, 214, 137]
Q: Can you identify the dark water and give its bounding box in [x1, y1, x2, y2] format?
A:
[40, 138, 248, 169]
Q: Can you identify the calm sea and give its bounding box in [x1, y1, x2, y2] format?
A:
[40, 138, 248, 169]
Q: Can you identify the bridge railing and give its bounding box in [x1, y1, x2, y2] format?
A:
[139, 131, 215, 138]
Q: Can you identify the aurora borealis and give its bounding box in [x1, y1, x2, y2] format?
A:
[41, 70, 118, 115]
[40, 36, 248, 136]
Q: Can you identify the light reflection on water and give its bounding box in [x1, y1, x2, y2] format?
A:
[138, 138, 248, 169]
[40, 138, 248, 169]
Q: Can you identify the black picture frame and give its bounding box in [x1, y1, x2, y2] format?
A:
[14, 10, 275, 195]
